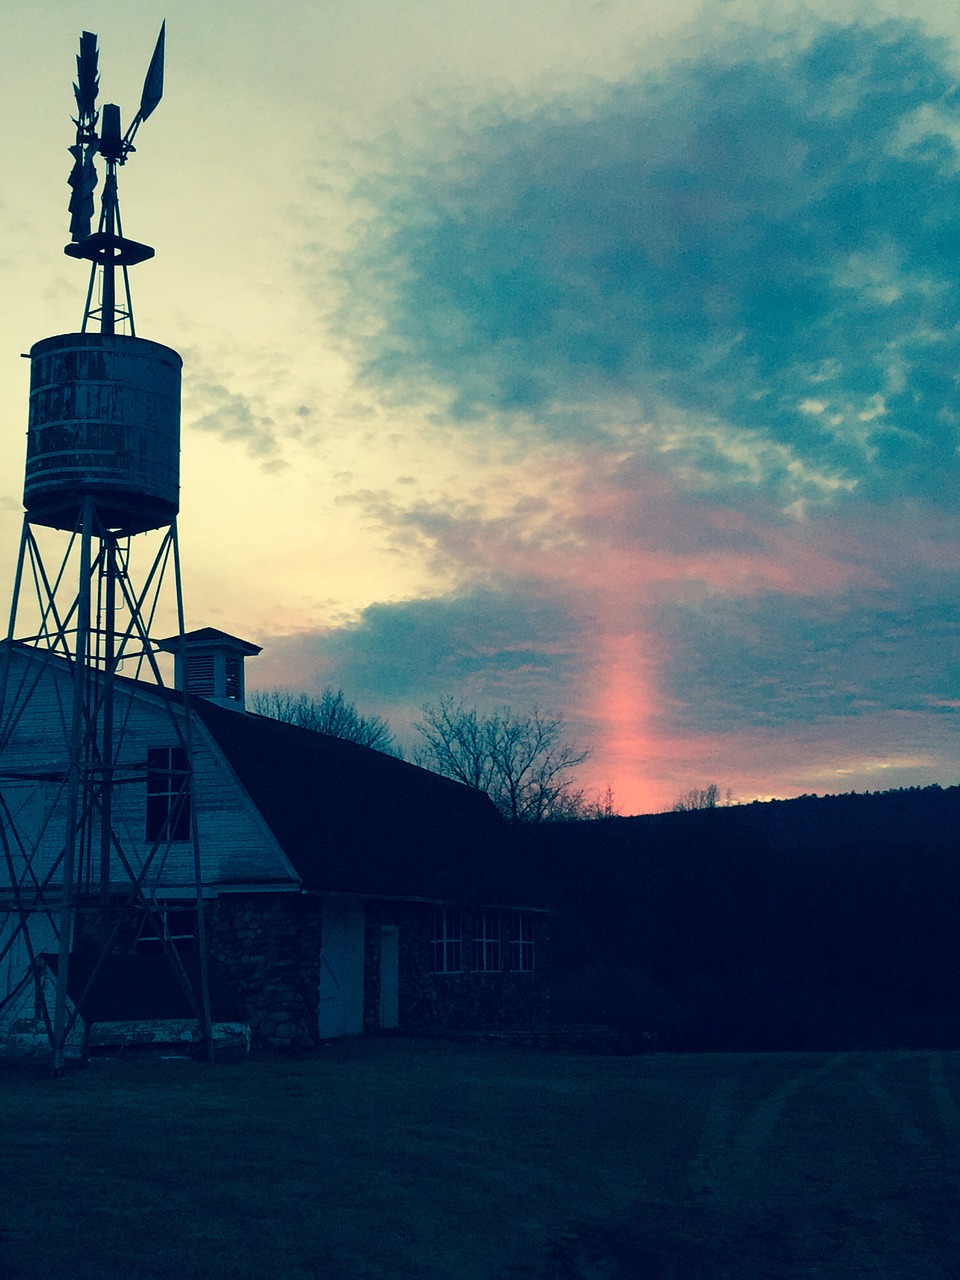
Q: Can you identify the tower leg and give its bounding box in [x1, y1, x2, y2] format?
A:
[51, 500, 93, 1074]
[171, 524, 214, 1062]
[0, 509, 212, 1069]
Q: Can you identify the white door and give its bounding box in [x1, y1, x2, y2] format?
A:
[379, 926, 399, 1030]
[318, 896, 365, 1038]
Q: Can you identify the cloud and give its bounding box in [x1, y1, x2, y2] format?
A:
[184, 374, 285, 464]
[180, 341, 332, 466]
[276, 587, 587, 712]
[655, 572, 960, 731]
[335, 19, 960, 510]
[275, 15, 960, 809]
[291, 423, 960, 771]
[337, 448, 885, 608]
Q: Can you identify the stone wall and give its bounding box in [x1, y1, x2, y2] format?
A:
[71, 892, 551, 1051]
[207, 892, 322, 1051]
[363, 900, 550, 1033]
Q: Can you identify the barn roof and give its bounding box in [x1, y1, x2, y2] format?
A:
[0, 640, 542, 908]
[193, 700, 538, 908]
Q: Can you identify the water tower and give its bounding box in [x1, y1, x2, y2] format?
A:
[0, 27, 212, 1070]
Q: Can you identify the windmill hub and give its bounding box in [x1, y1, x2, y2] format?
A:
[64, 234, 155, 267]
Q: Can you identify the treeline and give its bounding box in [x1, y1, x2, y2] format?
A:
[521, 785, 960, 1052]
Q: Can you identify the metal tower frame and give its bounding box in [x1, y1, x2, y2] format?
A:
[0, 27, 212, 1072]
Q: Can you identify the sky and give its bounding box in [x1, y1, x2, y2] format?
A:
[2, 0, 960, 814]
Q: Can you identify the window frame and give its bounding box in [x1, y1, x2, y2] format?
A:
[508, 913, 536, 972]
[471, 911, 502, 973]
[431, 908, 463, 974]
[145, 745, 192, 844]
[134, 906, 196, 954]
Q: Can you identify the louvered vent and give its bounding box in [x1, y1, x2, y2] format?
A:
[184, 654, 215, 696]
[225, 656, 242, 700]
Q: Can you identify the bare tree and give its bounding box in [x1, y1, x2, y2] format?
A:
[583, 785, 620, 820]
[250, 688, 397, 754]
[671, 783, 734, 812]
[413, 698, 590, 823]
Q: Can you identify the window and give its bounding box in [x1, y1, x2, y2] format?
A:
[431, 909, 462, 973]
[134, 907, 196, 954]
[472, 912, 501, 972]
[508, 914, 535, 972]
[146, 746, 191, 843]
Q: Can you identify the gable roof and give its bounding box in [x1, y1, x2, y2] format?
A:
[0, 641, 541, 908]
[193, 700, 538, 908]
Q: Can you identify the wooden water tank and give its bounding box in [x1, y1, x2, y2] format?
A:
[25, 332, 182, 534]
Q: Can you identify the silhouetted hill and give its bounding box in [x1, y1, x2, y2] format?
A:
[521, 786, 960, 1051]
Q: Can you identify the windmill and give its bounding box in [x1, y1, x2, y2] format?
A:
[0, 26, 213, 1072]
[65, 24, 165, 335]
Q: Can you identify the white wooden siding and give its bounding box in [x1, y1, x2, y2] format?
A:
[0, 910, 57, 1005]
[0, 649, 301, 896]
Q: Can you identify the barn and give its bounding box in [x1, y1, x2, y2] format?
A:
[0, 629, 549, 1056]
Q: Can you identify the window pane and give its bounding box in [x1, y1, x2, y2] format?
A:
[508, 914, 535, 971]
[472, 911, 501, 972]
[135, 907, 196, 953]
[145, 794, 167, 840]
[432, 909, 462, 972]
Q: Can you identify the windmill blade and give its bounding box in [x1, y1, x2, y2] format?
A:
[67, 143, 97, 242]
[74, 31, 99, 124]
[68, 31, 99, 241]
[138, 22, 165, 122]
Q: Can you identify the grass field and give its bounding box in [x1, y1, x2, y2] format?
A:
[1, 1040, 959, 1278]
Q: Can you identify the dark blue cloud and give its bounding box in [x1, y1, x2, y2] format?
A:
[293, 587, 586, 709]
[654, 574, 960, 731]
[337, 20, 960, 507]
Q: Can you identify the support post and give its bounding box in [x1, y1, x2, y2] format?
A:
[51, 499, 93, 1074]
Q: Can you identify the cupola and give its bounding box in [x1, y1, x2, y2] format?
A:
[157, 627, 261, 710]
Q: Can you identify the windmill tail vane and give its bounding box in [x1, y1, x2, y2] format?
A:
[137, 23, 165, 125]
